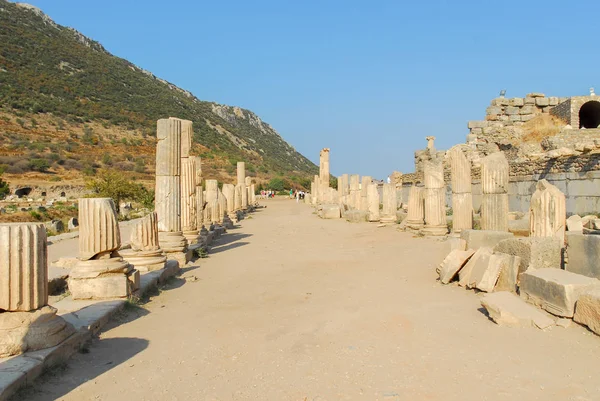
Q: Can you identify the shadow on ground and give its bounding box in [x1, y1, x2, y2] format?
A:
[9, 337, 149, 401]
[209, 233, 252, 254]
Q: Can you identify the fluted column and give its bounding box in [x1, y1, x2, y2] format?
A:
[381, 183, 397, 223]
[181, 157, 198, 243]
[70, 198, 138, 299]
[421, 160, 447, 235]
[448, 147, 473, 234]
[367, 184, 380, 222]
[406, 184, 425, 229]
[155, 118, 187, 253]
[0, 222, 74, 357]
[195, 157, 205, 230]
[120, 212, 167, 272]
[237, 162, 248, 209]
[529, 179, 566, 242]
[480, 152, 509, 231]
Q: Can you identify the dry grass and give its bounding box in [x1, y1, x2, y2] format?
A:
[521, 114, 565, 143]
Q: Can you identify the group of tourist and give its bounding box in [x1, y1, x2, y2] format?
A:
[259, 190, 277, 199]
[292, 189, 306, 202]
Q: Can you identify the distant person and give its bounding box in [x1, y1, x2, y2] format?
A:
[295, 190, 299, 203]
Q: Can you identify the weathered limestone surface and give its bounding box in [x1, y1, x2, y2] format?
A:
[458, 247, 493, 287]
[359, 176, 372, 212]
[520, 269, 600, 317]
[205, 179, 219, 204]
[180, 157, 198, 242]
[344, 210, 368, 223]
[438, 249, 475, 284]
[120, 212, 167, 272]
[469, 252, 518, 292]
[406, 185, 425, 229]
[367, 184, 380, 222]
[494, 237, 562, 274]
[529, 179, 566, 242]
[179, 119, 193, 158]
[493, 252, 522, 293]
[422, 160, 447, 236]
[566, 215, 583, 232]
[460, 229, 513, 251]
[319, 148, 330, 191]
[234, 184, 243, 211]
[380, 183, 397, 223]
[348, 174, 360, 210]
[195, 157, 204, 230]
[448, 147, 473, 233]
[70, 198, 138, 299]
[318, 204, 341, 219]
[480, 292, 555, 329]
[0, 223, 47, 311]
[565, 233, 600, 279]
[480, 152, 509, 231]
[250, 184, 256, 205]
[338, 174, 349, 197]
[574, 288, 600, 335]
[237, 162, 248, 208]
[222, 184, 236, 215]
[155, 118, 181, 177]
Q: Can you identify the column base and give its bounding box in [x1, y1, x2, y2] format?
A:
[421, 225, 448, 236]
[158, 231, 188, 253]
[119, 249, 167, 272]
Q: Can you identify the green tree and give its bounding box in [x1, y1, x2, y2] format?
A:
[29, 158, 50, 172]
[0, 173, 9, 200]
[85, 169, 148, 212]
[268, 177, 286, 191]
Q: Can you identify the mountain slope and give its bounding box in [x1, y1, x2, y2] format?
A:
[0, 1, 317, 184]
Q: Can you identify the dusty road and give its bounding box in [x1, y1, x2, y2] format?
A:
[16, 200, 600, 400]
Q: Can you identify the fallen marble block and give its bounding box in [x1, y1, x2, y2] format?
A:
[460, 230, 513, 251]
[481, 291, 555, 329]
[458, 247, 493, 287]
[574, 288, 600, 335]
[438, 249, 475, 284]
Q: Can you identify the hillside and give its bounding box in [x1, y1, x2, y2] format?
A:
[0, 1, 318, 188]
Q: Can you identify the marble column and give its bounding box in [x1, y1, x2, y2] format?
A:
[250, 184, 256, 204]
[313, 175, 320, 205]
[180, 120, 197, 244]
[529, 179, 566, 242]
[70, 198, 140, 299]
[381, 183, 397, 223]
[234, 184, 243, 212]
[360, 176, 372, 212]
[120, 212, 167, 272]
[406, 184, 425, 229]
[155, 118, 187, 254]
[422, 159, 448, 235]
[448, 146, 473, 234]
[237, 162, 248, 209]
[195, 157, 205, 231]
[0, 222, 74, 357]
[390, 171, 403, 208]
[367, 183, 380, 222]
[319, 148, 330, 198]
[480, 152, 509, 231]
[222, 183, 236, 215]
[217, 188, 227, 223]
[205, 179, 219, 204]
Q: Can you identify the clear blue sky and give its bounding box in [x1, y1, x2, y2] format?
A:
[18, 0, 600, 178]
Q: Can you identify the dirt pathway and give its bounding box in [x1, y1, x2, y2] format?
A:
[16, 200, 600, 401]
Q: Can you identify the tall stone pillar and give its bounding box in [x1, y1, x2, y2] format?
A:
[0, 223, 74, 357]
[70, 198, 140, 299]
[313, 175, 320, 205]
[381, 183, 397, 223]
[338, 174, 349, 207]
[222, 183, 236, 215]
[155, 118, 187, 254]
[205, 179, 219, 204]
[250, 184, 256, 204]
[195, 157, 205, 231]
[406, 184, 425, 229]
[448, 146, 473, 234]
[480, 152, 509, 231]
[349, 174, 360, 210]
[422, 160, 448, 235]
[234, 184, 243, 211]
[360, 176, 372, 211]
[217, 188, 227, 223]
[237, 162, 248, 209]
[529, 179, 566, 242]
[245, 176, 252, 207]
[390, 171, 403, 208]
[367, 183, 380, 222]
[319, 148, 330, 195]
[179, 120, 198, 244]
[120, 212, 167, 272]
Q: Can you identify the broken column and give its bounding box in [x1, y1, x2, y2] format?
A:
[367, 183, 380, 222]
[349, 174, 360, 210]
[180, 120, 198, 244]
[237, 162, 248, 209]
[380, 183, 397, 223]
[0, 223, 75, 357]
[319, 148, 330, 200]
[205, 179, 219, 204]
[222, 183, 236, 216]
[360, 176, 372, 212]
[194, 156, 205, 230]
[338, 174, 349, 206]
[234, 184, 243, 212]
[69, 198, 140, 299]
[480, 152, 509, 231]
[120, 212, 167, 272]
[155, 118, 188, 256]
[448, 146, 473, 234]
[529, 179, 566, 243]
[313, 175, 320, 205]
[422, 159, 447, 236]
[405, 184, 425, 229]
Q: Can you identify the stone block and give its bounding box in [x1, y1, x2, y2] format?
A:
[548, 97, 559, 106]
[344, 210, 368, 223]
[460, 229, 513, 251]
[438, 249, 475, 284]
[508, 98, 523, 107]
[574, 288, 600, 335]
[521, 114, 535, 122]
[493, 237, 562, 275]
[480, 291, 555, 329]
[524, 97, 535, 105]
[494, 253, 522, 293]
[467, 251, 507, 292]
[68, 274, 132, 300]
[486, 106, 503, 115]
[491, 97, 509, 106]
[467, 121, 488, 129]
[566, 215, 583, 232]
[458, 247, 493, 287]
[505, 106, 519, 115]
[520, 105, 535, 115]
[319, 204, 341, 219]
[509, 115, 521, 122]
[527, 92, 545, 98]
[535, 97, 549, 106]
[565, 232, 600, 279]
[520, 269, 600, 317]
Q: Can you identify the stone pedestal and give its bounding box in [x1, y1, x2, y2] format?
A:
[367, 184, 380, 222]
[406, 185, 425, 229]
[120, 212, 167, 272]
[422, 160, 447, 236]
[529, 179, 566, 243]
[448, 146, 473, 233]
[70, 198, 139, 300]
[481, 152, 509, 231]
[381, 183, 397, 223]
